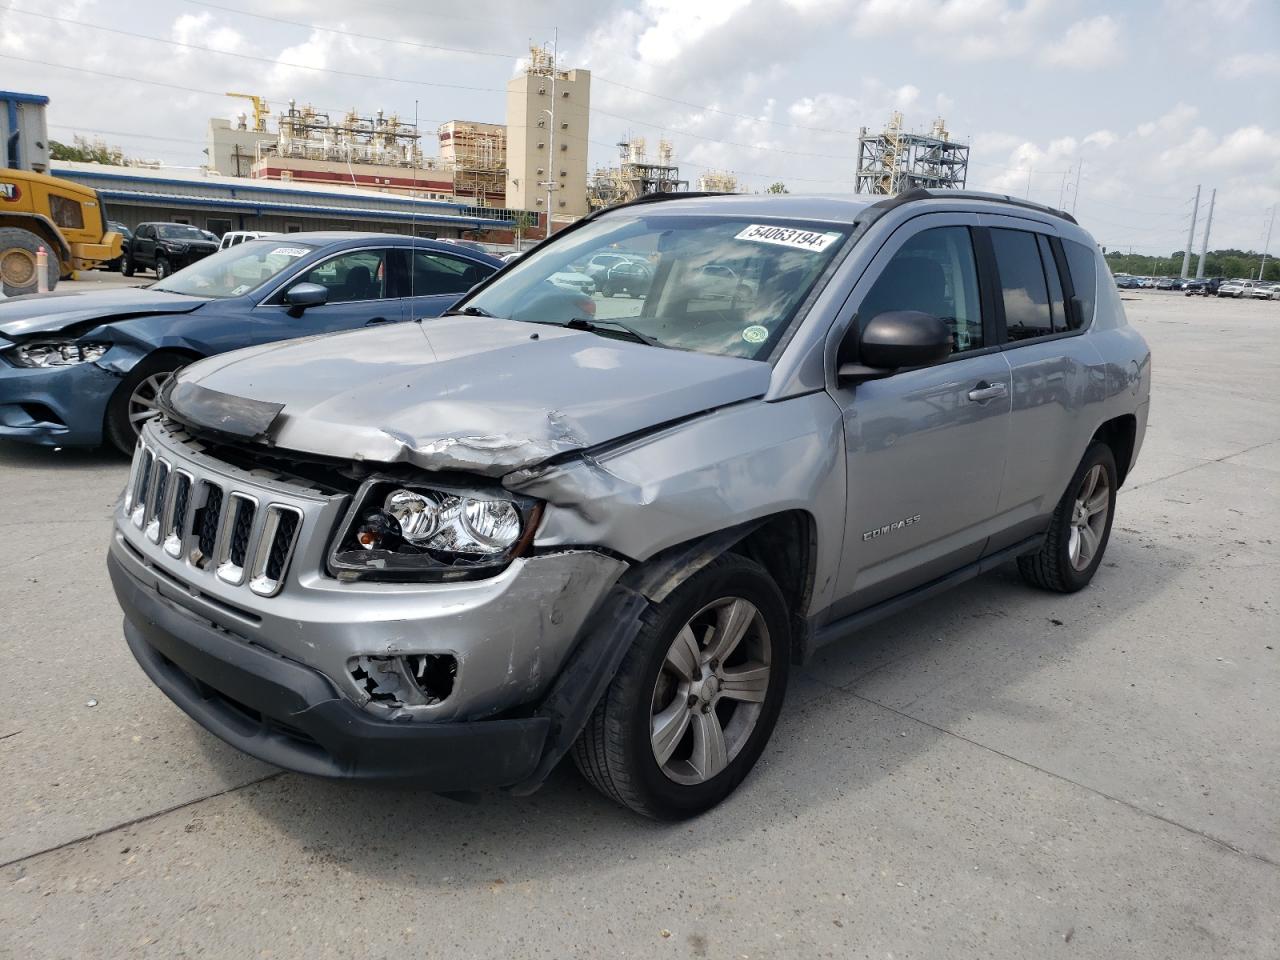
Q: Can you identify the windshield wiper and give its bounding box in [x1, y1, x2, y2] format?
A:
[441, 305, 496, 318]
[565, 317, 662, 347]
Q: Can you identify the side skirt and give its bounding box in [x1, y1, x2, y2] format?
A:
[811, 534, 1045, 651]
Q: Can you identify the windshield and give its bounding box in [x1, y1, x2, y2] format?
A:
[152, 239, 315, 299]
[157, 224, 206, 241]
[462, 214, 849, 359]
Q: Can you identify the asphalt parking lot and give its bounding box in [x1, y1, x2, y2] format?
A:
[1, 291, 1276, 959]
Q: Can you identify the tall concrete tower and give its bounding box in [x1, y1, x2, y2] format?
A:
[505, 46, 591, 223]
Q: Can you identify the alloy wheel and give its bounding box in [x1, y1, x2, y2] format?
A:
[650, 596, 771, 785]
[1068, 464, 1110, 571]
[127, 373, 170, 435]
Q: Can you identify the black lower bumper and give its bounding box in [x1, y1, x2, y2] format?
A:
[108, 552, 549, 788]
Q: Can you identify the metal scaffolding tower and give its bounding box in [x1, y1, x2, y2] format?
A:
[856, 113, 969, 195]
[588, 137, 689, 209]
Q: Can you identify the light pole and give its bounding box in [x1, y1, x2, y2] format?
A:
[537, 32, 559, 239]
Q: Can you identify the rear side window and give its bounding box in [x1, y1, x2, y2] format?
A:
[1062, 240, 1097, 329]
[857, 226, 985, 353]
[991, 228, 1052, 341]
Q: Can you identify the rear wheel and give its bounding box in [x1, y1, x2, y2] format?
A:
[573, 553, 790, 820]
[0, 227, 59, 296]
[1018, 443, 1118, 593]
[104, 352, 187, 454]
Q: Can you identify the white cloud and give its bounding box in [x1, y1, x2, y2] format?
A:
[172, 12, 243, 55]
[1046, 15, 1122, 69]
[1219, 52, 1280, 78]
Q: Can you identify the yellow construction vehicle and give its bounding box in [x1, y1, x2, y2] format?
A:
[0, 168, 122, 296]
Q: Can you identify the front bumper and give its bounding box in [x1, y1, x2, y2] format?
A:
[110, 550, 552, 786]
[0, 356, 119, 446]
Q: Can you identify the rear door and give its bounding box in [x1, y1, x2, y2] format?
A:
[397, 247, 497, 319]
[980, 219, 1106, 552]
[828, 214, 1013, 619]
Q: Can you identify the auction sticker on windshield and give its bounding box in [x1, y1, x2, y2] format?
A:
[271, 247, 311, 258]
[735, 224, 840, 252]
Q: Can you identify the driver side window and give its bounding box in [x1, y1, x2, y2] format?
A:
[858, 226, 984, 353]
[302, 250, 387, 304]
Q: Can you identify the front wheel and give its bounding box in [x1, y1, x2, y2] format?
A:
[573, 553, 790, 820]
[103, 353, 187, 454]
[154, 257, 171, 280]
[121, 253, 135, 277]
[1018, 442, 1118, 593]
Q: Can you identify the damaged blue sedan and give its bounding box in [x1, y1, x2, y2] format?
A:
[0, 233, 501, 452]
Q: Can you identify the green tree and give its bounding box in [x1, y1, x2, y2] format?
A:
[49, 135, 127, 166]
[511, 211, 538, 251]
[765, 181, 789, 194]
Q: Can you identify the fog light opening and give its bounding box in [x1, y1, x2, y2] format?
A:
[349, 653, 456, 708]
[407, 653, 456, 705]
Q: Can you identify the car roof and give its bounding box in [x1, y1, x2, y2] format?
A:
[240, 232, 504, 263]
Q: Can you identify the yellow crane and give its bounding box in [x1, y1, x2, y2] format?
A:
[226, 92, 270, 133]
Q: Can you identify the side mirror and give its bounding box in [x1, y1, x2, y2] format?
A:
[284, 282, 328, 310]
[839, 310, 952, 383]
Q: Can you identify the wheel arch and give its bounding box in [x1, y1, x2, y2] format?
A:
[622, 508, 819, 665]
[1091, 414, 1137, 486]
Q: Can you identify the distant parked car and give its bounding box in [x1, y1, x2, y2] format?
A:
[1115, 276, 1140, 289]
[1155, 277, 1176, 290]
[1184, 277, 1224, 296]
[1217, 280, 1254, 298]
[548, 270, 596, 296]
[104, 221, 133, 272]
[219, 230, 277, 250]
[583, 252, 648, 287]
[0, 233, 502, 452]
[600, 259, 652, 298]
[1247, 282, 1280, 300]
[122, 223, 220, 279]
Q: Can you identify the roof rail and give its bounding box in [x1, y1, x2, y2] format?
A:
[866, 187, 1078, 225]
[590, 190, 728, 219]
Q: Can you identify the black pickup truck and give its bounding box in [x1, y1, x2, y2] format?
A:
[122, 222, 219, 279]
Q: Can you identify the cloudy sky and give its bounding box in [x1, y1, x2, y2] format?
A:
[2, 0, 1277, 254]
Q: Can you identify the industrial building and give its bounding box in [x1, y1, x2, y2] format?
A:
[50, 160, 519, 243]
[505, 47, 591, 221]
[588, 137, 690, 210]
[855, 113, 970, 195]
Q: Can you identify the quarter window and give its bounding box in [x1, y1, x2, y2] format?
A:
[1037, 234, 1067, 332]
[857, 226, 984, 353]
[1062, 239, 1097, 329]
[991, 228, 1052, 341]
[302, 250, 387, 303]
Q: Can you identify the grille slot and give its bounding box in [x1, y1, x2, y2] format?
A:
[216, 493, 258, 585]
[144, 459, 170, 543]
[195, 484, 224, 565]
[163, 471, 192, 558]
[129, 448, 155, 528]
[248, 505, 303, 597]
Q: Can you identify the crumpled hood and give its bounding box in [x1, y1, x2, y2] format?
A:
[167, 315, 772, 476]
[0, 288, 207, 337]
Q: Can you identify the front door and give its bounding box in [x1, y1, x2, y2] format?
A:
[829, 218, 1012, 619]
[254, 247, 405, 339]
[397, 247, 498, 319]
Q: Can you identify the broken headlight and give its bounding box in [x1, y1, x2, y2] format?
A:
[9, 341, 109, 368]
[329, 480, 542, 582]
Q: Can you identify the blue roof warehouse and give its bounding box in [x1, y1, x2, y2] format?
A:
[50, 161, 521, 244]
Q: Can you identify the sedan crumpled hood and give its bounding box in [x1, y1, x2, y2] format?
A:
[0, 288, 207, 337]
[166, 315, 772, 476]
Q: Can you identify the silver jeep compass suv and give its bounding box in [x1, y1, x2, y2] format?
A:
[108, 190, 1150, 819]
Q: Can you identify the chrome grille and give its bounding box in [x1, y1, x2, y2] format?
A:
[124, 430, 309, 599]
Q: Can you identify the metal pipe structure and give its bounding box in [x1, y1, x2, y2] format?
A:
[1182, 185, 1200, 280]
[1196, 188, 1216, 279]
[1258, 204, 1276, 281]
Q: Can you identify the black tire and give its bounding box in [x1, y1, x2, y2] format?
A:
[155, 257, 171, 280]
[103, 352, 187, 455]
[573, 553, 790, 820]
[0, 226, 60, 297]
[1018, 442, 1118, 593]
[121, 253, 135, 277]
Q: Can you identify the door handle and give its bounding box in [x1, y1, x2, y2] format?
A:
[967, 381, 1008, 403]
[365, 316, 391, 326]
